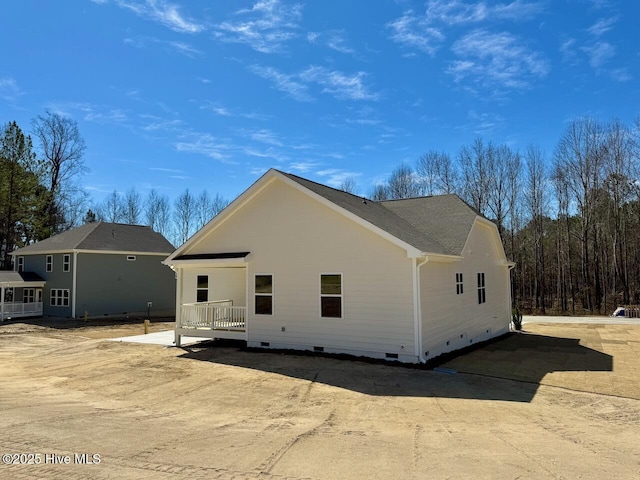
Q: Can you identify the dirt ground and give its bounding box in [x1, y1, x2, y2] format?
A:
[0, 318, 639, 479]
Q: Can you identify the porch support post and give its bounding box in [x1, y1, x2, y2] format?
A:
[1, 285, 4, 321]
[174, 268, 182, 347]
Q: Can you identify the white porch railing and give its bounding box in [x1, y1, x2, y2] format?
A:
[179, 300, 246, 332]
[0, 302, 43, 320]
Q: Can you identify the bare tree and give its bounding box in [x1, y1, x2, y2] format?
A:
[459, 138, 492, 217]
[195, 190, 214, 230]
[416, 151, 442, 196]
[123, 187, 142, 225]
[211, 193, 229, 217]
[32, 110, 87, 234]
[386, 163, 423, 199]
[145, 189, 172, 237]
[174, 189, 196, 245]
[100, 190, 125, 223]
[524, 145, 548, 311]
[339, 177, 358, 195]
[369, 184, 389, 201]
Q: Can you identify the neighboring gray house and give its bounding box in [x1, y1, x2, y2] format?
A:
[6, 222, 176, 319]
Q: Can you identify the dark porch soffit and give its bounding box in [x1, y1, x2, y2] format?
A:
[173, 252, 250, 261]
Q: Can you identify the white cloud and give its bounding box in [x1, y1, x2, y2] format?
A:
[587, 16, 618, 37]
[114, 0, 204, 33]
[0, 77, 23, 102]
[250, 129, 283, 146]
[124, 36, 203, 57]
[84, 109, 128, 124]
[316, 169, 361, 188]
[289, 162, 320, 173]
[307, 30, 355, 54]
[214, 0, 303, 53]
[387, 10, 444, 56]
[300, 66, 379, 101]
[249, 65, 313, 102]
[582, 41, 615, 68]
[425, 0, 544, 24]
[448, 30, 549, 89]
[174, 133, 235, 162]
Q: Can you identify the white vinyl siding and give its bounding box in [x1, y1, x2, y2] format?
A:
[420, 221, 511, 360]
[186, 179, 416, 358]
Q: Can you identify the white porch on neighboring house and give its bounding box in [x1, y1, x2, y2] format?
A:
[0, 272, 46, 321]
[171, 253, 250, 347]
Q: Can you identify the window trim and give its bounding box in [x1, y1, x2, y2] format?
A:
[320, 273, 343, 319]
[254, 273, 274, 316]
[17, 256, 24, 273]
[63, 254, 71, 272]
[196, 275, 209, 303]
[456, 272, 464, 295]
[45, 255, 53, 272]
[50, 289, 70, 307]
[477, 272, 486, 304]
[127, 255, 136, 261]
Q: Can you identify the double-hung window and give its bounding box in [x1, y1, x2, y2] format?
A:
[17, 256, 24, 273]
[477, 273, 486, 304]
[456, 273, 463, 295]
[196, 275, 209, 302]
[46, 255, 53, 272]
[255, 275, 273, 315]
[63, 254, 71, 272]
[320, 274, 342, 318]
[50, 289, 70, 307]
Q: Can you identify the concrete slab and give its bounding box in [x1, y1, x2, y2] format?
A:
[110, 329, 209, 347]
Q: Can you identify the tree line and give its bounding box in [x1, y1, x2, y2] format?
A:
[4, 112, 640, 314]
[340, 116, 640, 315]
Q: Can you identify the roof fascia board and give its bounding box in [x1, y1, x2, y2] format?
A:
[12, 249, 170, 257]
[165, 173, 278, 263]
[168, 259, 249, 268]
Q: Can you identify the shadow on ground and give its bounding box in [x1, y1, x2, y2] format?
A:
[0, 316, 174, 330]
[178, 332, 612, 403]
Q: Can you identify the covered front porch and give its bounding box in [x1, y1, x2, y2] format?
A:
[0, 271, 46, 321]
[177, 299, 247, 342]
[172, 254, 250, 346]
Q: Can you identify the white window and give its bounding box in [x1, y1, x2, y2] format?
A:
[456, 273, 463, 295]
[17, 256, 24, 273]
[63, 254, 71, 272]
[50, 289, 70, 307]
[320, 274, 342, 318]
[255, 274, 273, 315]
[46, 255, 53, 272]
[477, 273, 486, 304]
[23, 288, 36, 303]
[196, 275, 208, 302]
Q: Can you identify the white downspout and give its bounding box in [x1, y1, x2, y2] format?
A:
[413, 256, 429, 363]
[72, 251, 78, 318]
[1, 285, 5, 321]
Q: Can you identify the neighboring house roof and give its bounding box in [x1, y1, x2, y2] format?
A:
[0, 271, 45, 286]
[280, 171, 478, 256]
[11, 222, 174, 255]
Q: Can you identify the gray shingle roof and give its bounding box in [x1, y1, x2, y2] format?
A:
[12, 222, 174, 255]
[280, 171, 478, 256]
[0, 271, 45, 285]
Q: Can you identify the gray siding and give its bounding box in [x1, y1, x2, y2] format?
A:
[76, 253, 175, 317]
[23, 253, 73, 317]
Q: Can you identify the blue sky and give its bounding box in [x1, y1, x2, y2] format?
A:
[1, 0, 638, 203]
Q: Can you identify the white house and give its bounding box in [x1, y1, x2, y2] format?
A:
[164, 169, 514, 363]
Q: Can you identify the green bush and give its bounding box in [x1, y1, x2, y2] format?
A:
[511, 309, 523, 331]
